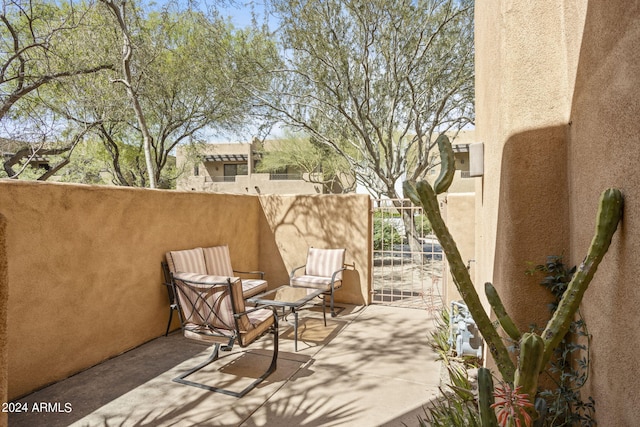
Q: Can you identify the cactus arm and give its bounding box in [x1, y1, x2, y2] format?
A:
[407, 179, 516, 382]
[433, 134, 455, 194]
[541, 188, 623, 368]
[485, 282, 522, 341]
[514, 332, 544, 408]
[478, 367, 499, 427]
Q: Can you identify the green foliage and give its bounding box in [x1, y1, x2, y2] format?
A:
[415, 307, 481, 427]
[529, 256, 596, 427]
[256, 132, 354, 192]
[415, 214, 433, 236]
[372, 214, 403, 251]
[262, 0, 474, 198]
[2, 0, 279, 186]
[418, 310, 481, 427]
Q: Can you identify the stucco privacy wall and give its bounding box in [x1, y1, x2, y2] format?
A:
[474, 1, 584, 332]
[567, 2, 640, 423]
[0, 180, 369, 400]
[442, 193, 475, 304]
[0, 214, 7, 427]
[476, 0, 640, 424]
[258, 194, 370, 306]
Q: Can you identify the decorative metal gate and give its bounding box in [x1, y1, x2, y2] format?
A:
[371, 198, 446, 312]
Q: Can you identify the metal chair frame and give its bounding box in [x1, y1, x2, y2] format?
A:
[171, 274, 278, 398]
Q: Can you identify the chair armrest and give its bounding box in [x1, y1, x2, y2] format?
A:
[235, 304, 278, 317]
[330, 266, 347, 284]
[289, 264, 306, 280]
[235, 305, 279, 334]
[233, 269, 265, 279]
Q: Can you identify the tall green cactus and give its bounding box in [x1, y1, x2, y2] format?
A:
[405, 134, 624, 415]
[540, 188, 623, 368]
[403, 179, 515, 383]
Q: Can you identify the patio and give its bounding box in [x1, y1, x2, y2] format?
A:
[9, 304, 442, 427]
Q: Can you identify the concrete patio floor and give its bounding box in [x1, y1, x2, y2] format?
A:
[9, 304, 442, 427]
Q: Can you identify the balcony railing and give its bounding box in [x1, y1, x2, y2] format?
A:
[202, 173, 305, 183]
[205, 176, 237, 183]
[269, 173, 303, 181]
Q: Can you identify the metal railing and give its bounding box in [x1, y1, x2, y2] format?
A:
[371, 198, 445, 312]
[269, 173, 303, 181]
[205, 176, 236, 183]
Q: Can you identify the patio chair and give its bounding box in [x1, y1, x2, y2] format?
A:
[290, 247, 346, 318]
[162, 246, 268, 336]
[171, 272, 278, 397]
[201, 245, 267, 298]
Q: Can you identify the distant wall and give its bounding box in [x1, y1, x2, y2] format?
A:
[0, 180, 370, 400]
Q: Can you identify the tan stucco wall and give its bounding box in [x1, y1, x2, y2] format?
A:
[443, 193, 475, 304]
[475, 0, 583, 342]
[258, 194, 371, 306]
[567, 2, 640, 423]
[0, 214, 7, 427]
[0, 180, 370, 400]
[476, 1, 640, 424]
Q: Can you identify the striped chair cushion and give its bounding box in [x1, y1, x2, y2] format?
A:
[290, 275, 342, 291]
[202, 245, 234, 277]
[166, 248, 207, 275]
[241, 279, 269, 298]
[305, 248, 346, 279]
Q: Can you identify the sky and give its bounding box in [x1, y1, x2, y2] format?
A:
[210, 1, 270, 29]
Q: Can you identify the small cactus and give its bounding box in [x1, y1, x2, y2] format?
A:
[478, 367, 499, 427]
[514, 333, 544, 416]
[433, 134, 455, 194]
[485, 282, 521, 341]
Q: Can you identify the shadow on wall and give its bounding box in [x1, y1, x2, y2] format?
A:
[493, 125, 570, 339]
[258, 194, 369, 306]
[566, 1, 640, 423]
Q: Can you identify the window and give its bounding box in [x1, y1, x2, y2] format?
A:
[224, 164, 248, 177]
[194, 165, 199, 176]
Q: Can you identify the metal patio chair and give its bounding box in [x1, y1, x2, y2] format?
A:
[290, 247, 346, 318]
[162, 246, 267, 336]
[171, 272, 278, 397]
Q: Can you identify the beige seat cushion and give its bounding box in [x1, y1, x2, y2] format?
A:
[305, 248, 346, 279]
[290, 275, 342, 291]
[202, 245, 234, 276]
[203, 245, 267, 297]
[166, 248, 207, 275]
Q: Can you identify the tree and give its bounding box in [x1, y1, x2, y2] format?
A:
[259, 0, 474, 199]
[256, 131, 356, 193]
[0, 2, 107, 180]
[99, 0, 157, 187]
[0, 0, 114, 179]
[76, 2, 279, 187]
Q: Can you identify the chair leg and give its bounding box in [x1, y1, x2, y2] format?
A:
[173, 326, 279, 398]
[330, 292, 336, 317]
[165, 307, 174, 336]
[322, 296, 327, 327]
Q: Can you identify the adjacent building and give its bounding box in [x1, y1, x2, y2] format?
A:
[176, 139, 327, 195]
